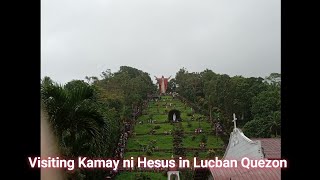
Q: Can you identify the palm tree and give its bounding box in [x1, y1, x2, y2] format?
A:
[41, 79, 106, 157]
[268, 111, 281, 137]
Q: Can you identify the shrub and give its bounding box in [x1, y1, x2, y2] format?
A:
[201, 135, 207, 143]
[187, 121, 192, 128]
[207, 149, 216, 158]
[194, 151, 199, 157]
[135, 173, 151, 180]
[180, 169, 195, 180]
[146, 149, 153, 156]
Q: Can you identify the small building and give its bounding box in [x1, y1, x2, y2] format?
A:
[209, 114, 281, 180]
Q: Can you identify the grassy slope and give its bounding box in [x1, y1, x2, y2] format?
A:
[118, 95, 223, 179]
[115, 172, 167, 180]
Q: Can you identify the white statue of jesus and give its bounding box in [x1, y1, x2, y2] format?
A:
[173, 113, 176, 122]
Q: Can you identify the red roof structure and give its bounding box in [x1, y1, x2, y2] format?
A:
[252, 138, 281, 159]
[210, 127, 282, 180]
[211, 166, 281, 180]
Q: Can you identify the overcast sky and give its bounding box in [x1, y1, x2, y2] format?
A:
[41, 0, 280, 84]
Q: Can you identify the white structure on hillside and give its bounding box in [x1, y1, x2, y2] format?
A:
[223, 113, 264, 160]
[210, 113, 281, 180]
[167, 171, 180, 180]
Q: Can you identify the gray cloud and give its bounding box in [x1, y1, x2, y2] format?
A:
[41, 0, 280, 84]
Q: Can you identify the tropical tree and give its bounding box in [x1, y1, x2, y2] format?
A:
[174, 69, 280, 138]
[267, 111, 281, 137]
[41, 79, 106, 156]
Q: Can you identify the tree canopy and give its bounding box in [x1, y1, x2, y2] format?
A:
[173, 68, 281, 138]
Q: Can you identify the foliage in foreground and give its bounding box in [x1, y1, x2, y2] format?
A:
[41, 66, 155, 179]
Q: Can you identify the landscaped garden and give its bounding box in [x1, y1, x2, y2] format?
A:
[115, 95, 224, 179]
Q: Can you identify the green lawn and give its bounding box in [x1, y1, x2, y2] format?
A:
[180, 111, 200, 120]
[124, 151, 173, 159]
[147, 108, 161, 114]
[186, 151, 208, 159]
[134, 123, 173, 134]
[137, 114, 170, 123]
[137, 115, 150, 121]
[152, 124, 173, 133]
[125, 150, 214, 160]
[126, 135, 173, 149]
[134, 124, 154, 134]
[183, 134, 224, 148]
[115, 172, 167, 180]
[153, 114, 168, 122]
[124, 152, 142, 158]
[181, 121, 212, 133]
[120, 95, 225, 179]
